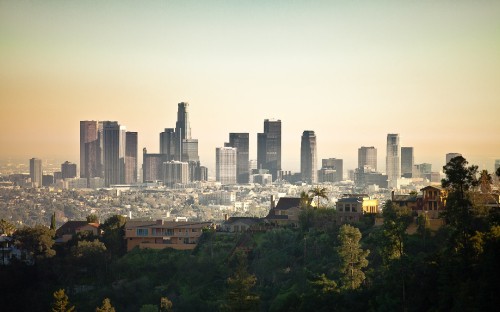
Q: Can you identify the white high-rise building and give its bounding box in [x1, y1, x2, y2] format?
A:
[216, 147, 237, 185]
[386, 134, 400, 188]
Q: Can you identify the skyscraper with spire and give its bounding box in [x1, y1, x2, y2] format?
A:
[301, 130, 317, 184]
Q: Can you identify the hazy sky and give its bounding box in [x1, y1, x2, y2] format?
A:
[1, 0, 499, 175]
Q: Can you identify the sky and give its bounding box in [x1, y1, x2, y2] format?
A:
[1, 0, 499, 175]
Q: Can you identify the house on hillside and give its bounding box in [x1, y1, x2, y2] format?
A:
[56, 221, 101, 243]
[265, 197, 303, 227]
[124, 219, 214, 251]
[335, 195, 378, 223]
[221, 217, 261, 233]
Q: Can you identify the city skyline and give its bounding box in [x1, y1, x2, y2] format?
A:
[1, 1, 499, 173]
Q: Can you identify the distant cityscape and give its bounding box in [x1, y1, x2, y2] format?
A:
[1, 102, 498, 191]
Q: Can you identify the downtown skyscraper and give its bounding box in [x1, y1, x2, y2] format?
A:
[175, 102, 199, 162]
[216, 147, 237, 185]
[125, 131, 138, 184]
[401, 147, 414, 178]
[257, 119, 281, 180]
[29, 158, 42, 187]
[80, 121, 103, 182]
[225, 133, 250, 184]
[358, 146, 377, 171]
[300, 130, 317, 184]
[103, 121, 126, 186]
[386, 133, 400, 188]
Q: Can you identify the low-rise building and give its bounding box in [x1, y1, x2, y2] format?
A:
[56, 221, 100, 243]
[335, 195, 378, 223]
[265, 197, 303, 226]
[124, 220, 214, 251]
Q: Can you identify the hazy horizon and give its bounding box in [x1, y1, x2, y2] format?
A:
[1, 0, 499, 175]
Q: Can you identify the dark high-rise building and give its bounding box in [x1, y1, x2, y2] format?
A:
[175, 102, 191, 161]
[42, 174, 54, 187]
[182, 139, 199, 162]
[103, 121, 126, 186]
[160, 128, 176, 161]
[80, 121, 103, 181]
[61, 161, 77, 179]
[257, 119, 281, 180]
[320, 158, 343, 182]
[386, 133, 400, 188]
[225, 133, 250, 184]
[29, 158, 42, 187]
[300, 130, 317, 184]
[142, 148, 168, 183]
[125, 132, 138, 184]
[401, 147, 414, 178]
[358, 146, 377, 171]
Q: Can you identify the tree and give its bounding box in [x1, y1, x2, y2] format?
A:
[308, 187, 328, 209]
[100, 215, 127, 257]
[496, 166, 500, 178]
[50, 212, 56, 230]
[51, 289, 75, 312]
[479, 169, 492, 193]
[14, 225, 55, 261]
[442, 156, 478, 200]
[160, 297, 174, 312]
[0, 219, 16, 235]
[336, 224, 369, 290]
[95, 298, 115, 312]
[300, 191, 311, 209]
[225, 251, 259, 312]
[86, 214, 99, 224]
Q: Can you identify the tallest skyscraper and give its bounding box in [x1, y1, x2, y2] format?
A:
[174, 102, 199, 162]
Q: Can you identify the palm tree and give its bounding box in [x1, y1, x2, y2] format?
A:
[308, 187, 328, 209]
[479, 169, 492, 193]
[299, 191, 311, 209]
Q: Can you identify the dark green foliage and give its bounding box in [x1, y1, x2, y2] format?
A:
[2, 157, 499, 312]
[14, 224, 56, 261]
[51, 289, 75, 312]
[99, 215, 127, 257]
[224, 250, 260, 312]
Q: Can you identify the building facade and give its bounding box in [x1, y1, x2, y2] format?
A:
[216, 147, 237, 185]
[103, 121, 126, 186]
[319, 158, 343, 183]
[80, 121, 103, 183]
[401, 147, 414, 178]
[386, 133, 400, 188]
[125, 131, 138, 184]
[142, 148, 168, 183]
[61, 161, 77, 179]
[257, 119, 281, 180]
[124, 220, 214, 251]
[159, 128, 176, 161]
[29, 158, 42, 187]
[358, 146, 377, 171]
[300, 130, 317, 184]
[163, 161, 189, 187]
[225, 133, 250, 184]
